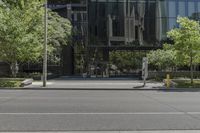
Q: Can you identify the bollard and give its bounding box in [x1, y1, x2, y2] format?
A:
[166, 74, 170, 88]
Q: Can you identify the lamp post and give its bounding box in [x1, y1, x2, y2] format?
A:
[43, 1, 48, 87]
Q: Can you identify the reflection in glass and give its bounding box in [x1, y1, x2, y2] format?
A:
[169, 1, 176, 17]
[158, 18, 168, 39]
[178, 1, 186, 17]
[197, 2, 200, 19]
[88, 0, 200, 47]
[159, 0, 168, 18]
[188, 1, 195, 17]
[169, 19, 176, 30]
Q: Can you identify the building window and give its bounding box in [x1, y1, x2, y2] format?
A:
[168, 1, 176, 18]
[188, 1, 195, 17]
[159, 0, 168, 18]
[197, 2, 200, 19]
[178, 0, 186, 17]
[169, 18, 176, 29]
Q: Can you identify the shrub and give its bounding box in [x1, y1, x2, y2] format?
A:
[0, 79, 24, 87]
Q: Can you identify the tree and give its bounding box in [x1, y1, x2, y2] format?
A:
[0, 0, 71, 77]
[0, 0, 44, 77]
[167, 17, 200, 84]
[147, 44, 176, 71]
[48, 11, 72, 64]
[110, 51, 146, 72]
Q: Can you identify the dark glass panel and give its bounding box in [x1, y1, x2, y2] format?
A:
[169, 18, 176, 30]
[88, 0, 162, 46]
[188, 1, 195, 17]
[156, 18, 168, 39]
[197, 2, 200, 19]
[144, 18, 156, 45]
[159, 0, 168, 17]
[168, 1, 176, 18]
[178, 0, 186, 17]
[145, 0, 156, 18]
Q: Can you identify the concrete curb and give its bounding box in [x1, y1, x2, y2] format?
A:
[0, 87, 199, 91]
[1, 130, 200, 133]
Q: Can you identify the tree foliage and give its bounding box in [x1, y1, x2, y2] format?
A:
[48, 11, 72, 64]
[110, 51, 145, 71]
[147, 44, 176, 70]
[0, 0, 72, 77]
[167, 17, 200, 84]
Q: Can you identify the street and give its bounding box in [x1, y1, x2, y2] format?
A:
[0, 89, 200, 131]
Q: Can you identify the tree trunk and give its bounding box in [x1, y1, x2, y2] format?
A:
[10, 62, 19, 78]
[190, 55, 194, 85]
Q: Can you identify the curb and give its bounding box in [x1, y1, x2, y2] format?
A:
[0, 87, 199, 91]
[1, 131, 200, 133]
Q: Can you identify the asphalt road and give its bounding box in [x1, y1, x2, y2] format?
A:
[0, 89, 200, 131]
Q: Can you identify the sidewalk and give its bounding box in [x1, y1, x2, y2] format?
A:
[2, 131, 200, 133]
[25, 79, 164, 90]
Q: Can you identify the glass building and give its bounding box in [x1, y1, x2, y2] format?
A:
[35, 0, 200, 77]
[88, 0, 200, 48]
[85, 0, 200, 76]
[1, 0, 199, 77]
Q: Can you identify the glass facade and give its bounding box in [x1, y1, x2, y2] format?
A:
[46, 0, 200, 76]
[88, 0, 200, 47]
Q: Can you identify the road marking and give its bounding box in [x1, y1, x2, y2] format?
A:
[0, 112, 199, 115]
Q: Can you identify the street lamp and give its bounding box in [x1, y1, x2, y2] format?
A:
[43, 1, 48, 87]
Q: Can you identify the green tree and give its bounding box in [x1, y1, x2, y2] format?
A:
[110, 51, 145, 72]
[0, 0, 44, 77]
[48, 11, 72, 64]
[0, 0, 71, 77]
[167, 17, 200, 84]
[147, 44, 176, 71]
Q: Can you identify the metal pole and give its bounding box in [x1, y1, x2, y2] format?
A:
[43, 1, 48, 87]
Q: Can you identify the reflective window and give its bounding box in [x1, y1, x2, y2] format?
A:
[147, 1, 156, 18]
[161, 18, 168, 38]
[155, 18, 168, 40]
[88, 0, 200, 47]
[188, 1, 195, 17]
[159, 0, 168, 17]
[169, 1, 176, 18]
[169, 19, 176, 30]
[178, 1, 186, 17]
[197, 2, 200, 18]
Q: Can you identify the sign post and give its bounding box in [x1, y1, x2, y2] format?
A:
[142, 57, 148, 87]
[43, 1, 48, 87]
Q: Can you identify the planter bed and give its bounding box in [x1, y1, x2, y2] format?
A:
[172, 79, 200, 88]
[0, 78, 24, 87]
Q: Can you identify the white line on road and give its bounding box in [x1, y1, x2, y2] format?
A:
[0, 112, 199, 115]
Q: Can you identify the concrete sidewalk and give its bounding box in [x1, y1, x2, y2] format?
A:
[25, 79, 164, 90]
[2, 131, 200, 133]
